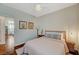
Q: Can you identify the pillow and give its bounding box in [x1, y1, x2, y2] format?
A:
[52, 34, 61, 39]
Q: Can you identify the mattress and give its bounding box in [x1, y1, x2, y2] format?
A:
[24, 37, 69, 55]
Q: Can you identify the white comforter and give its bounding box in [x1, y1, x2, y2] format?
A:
[24, 37, 69, 55]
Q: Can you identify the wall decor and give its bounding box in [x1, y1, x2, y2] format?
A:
[28, 22, 34, 29]
[19, 21, 27, 29]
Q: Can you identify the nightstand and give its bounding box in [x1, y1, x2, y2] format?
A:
[66, 42, 79, 55]
[37, 35, 44, 38]
[69, 50, 78, 55]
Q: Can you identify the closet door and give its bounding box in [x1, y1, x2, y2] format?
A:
[0, 16, 5, 44]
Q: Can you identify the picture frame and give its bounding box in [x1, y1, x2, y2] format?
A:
[19, 21, 27, 29]
[28, 22, 34, 29]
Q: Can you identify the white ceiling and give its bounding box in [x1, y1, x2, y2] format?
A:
[3, 3, 76, 17]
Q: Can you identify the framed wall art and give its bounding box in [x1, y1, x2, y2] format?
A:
[19, 21, 27, 29]
[28, 22, 34, 29]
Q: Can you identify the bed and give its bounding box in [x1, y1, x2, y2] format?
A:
[16, 31, 69, 55]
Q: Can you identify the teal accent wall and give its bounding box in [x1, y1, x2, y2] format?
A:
[0, 4, 37, 46]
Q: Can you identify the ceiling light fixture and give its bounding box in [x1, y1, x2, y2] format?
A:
[35, 4, 42, 11]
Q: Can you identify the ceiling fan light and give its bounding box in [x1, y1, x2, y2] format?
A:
[35, 4, 42, 11]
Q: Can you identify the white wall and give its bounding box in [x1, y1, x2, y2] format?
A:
[78, 22, 79, 52]
[78, 20, 79, 52]
[77, 4, 79, 52]
[0, 16, 5, 44]
[36, 4, 78, 50]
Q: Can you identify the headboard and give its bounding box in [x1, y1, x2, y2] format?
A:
[45, 30, 66, 41]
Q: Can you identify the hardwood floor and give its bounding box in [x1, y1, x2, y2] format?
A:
[0, 44, 16, 55]
[0, 44, 6, 55]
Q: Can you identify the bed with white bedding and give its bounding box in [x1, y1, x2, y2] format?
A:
[15, 31, 69, 55]
[24, 37, 68, 55]
[23, 31, 69, 55]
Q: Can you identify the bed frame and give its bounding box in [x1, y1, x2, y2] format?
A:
[14, 43, 25, 54]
